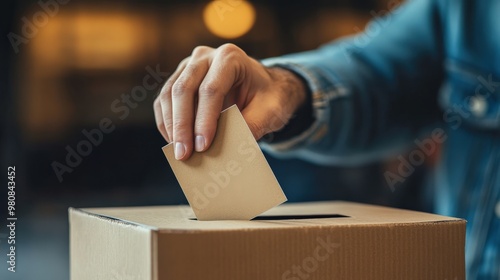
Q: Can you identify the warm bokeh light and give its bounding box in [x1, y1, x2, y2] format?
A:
[203, 0, 256, 39]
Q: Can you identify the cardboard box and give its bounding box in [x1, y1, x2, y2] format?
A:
[69, 201, 465, 280]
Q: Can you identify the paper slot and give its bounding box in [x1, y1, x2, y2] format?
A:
[189, 214, 350, 221]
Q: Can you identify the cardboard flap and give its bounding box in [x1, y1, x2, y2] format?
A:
[82, 201, 465, 232]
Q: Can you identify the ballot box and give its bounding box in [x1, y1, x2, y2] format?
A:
[69, 201, 465, 280]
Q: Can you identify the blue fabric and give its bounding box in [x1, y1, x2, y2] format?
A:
[261, 0, 500, 278]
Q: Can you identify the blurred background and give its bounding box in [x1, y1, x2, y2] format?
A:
[1, 0, 435, 279]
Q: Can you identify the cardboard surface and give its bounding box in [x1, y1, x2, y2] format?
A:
[162, 105, 287, 221]
[70, 201, 466, 280]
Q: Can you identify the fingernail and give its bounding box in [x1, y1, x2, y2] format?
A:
[195, 135, 206, 152]
[175, 142, 186, 160]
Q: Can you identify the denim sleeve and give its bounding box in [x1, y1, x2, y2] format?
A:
[260, 0, 446, 165]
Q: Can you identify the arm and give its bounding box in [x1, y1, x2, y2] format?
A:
[260, 0, 446, 165]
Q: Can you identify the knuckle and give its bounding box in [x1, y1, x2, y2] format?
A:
[159, 91, 170, 103]
[218, 43, 243, 57]
[172, 118, 188, 132]
[183, 63, 200, 76]
[164, 121, 173, 131]
[161, 78, 176, 93]
[219, 43, 238, 52]
[199, 82, 218, 97]
[192, 46, 210, 57]
[172, 80, 190, 97]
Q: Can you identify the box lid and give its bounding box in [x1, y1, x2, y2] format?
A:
[78, 201, 464, 231]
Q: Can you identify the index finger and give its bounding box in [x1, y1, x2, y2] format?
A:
[194, 49, 241, 152]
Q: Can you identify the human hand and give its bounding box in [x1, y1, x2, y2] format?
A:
[154, 44, 307, 160]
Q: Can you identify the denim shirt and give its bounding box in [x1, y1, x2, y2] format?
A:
[260, 0, 500, 278]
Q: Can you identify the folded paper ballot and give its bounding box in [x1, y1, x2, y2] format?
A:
[162, 105, 287, 220]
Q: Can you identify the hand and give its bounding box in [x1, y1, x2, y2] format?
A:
[154, 43, 307, 160]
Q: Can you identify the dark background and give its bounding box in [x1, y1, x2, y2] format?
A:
[1, 0, 433, 279]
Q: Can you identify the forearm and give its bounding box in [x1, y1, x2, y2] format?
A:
[260, 0, 446, 165]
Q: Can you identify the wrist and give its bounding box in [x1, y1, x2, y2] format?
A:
[267, 67, 308, 115]
[262, 66, 314, 143]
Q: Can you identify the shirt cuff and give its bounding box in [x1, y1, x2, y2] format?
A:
[259, 58, 347, 153]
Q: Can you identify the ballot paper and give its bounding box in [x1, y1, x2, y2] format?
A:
[162, 105, 287, 221]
